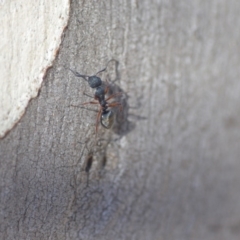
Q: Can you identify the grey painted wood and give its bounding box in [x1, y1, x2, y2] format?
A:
[1, 0, 240, 239]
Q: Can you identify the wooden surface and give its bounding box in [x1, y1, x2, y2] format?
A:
[0, 0, 69, 138]
[1, 0, 240, 239]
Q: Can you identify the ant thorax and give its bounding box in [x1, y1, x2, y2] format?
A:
[94, 86, 105, 100]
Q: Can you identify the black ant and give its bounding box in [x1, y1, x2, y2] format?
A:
[67, 61, 122, 132]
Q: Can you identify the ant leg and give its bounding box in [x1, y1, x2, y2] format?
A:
[83, 92, 95, 99]
[95, 108, 102, 134]
[70, 101, 98, 108]
[105, 76, 115, 91]
[104, 82, 110, 94]
[106, 92, 123, 101]
[108, 102, 123, 111]
[108, 102, 124, 123]
[80, 82, 95, 99]
[81, 101, 98, 106]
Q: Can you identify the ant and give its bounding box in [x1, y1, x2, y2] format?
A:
[67, 60, 122, 132]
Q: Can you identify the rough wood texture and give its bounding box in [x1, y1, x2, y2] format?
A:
[1, 0, 240, 239]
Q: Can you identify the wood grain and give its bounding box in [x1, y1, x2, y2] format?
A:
[1, 0, 240, 239]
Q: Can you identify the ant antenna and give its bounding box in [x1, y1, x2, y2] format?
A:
[94, 59, 119, 76]
[64, 66, 88, 82]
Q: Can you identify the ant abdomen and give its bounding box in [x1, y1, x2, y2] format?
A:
[101, 110, 114, 129]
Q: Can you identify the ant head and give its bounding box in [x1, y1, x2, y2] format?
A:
[101, 110, 114, 129]
[88, 76, 102, 88]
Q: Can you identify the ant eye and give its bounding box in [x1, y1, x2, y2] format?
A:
[88, 76, 102, 88]
[101, 111, 114, 129]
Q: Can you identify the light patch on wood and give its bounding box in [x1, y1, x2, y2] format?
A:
[0, 0, 70, 138]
